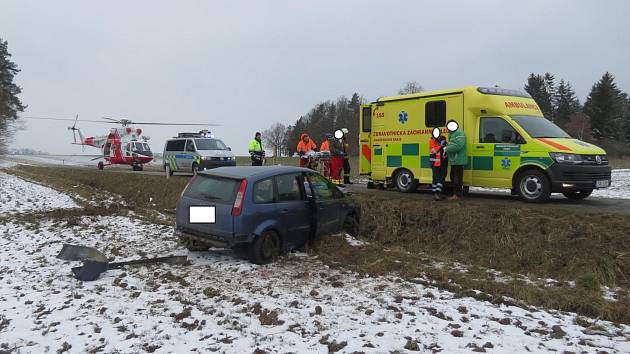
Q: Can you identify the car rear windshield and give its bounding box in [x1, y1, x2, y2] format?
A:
[194, 139, 228, 150]
[184, 175, 240, 203]
[510, 115, 571, 138]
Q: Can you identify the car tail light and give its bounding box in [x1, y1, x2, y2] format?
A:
[177, 175, 197, 204]
[232, 179, 248, 216]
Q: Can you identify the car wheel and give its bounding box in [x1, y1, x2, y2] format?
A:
[192, 162, 198, 175]
[97, 161, 104, 170]
[165, 164, 173, 177]
[342, 214, 359, 237]
[249, 230, 281, 265]
[517, 169, 551, 203]
[562, 189, 593, 200]
[395, 169, 417, 193]
[183, 238, 210, 252]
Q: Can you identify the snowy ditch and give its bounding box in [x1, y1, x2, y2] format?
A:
[0, 171, 629, 353]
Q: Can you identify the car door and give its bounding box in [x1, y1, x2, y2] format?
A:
[305, 172, 344, 237]
[274, 173, 311, 249]
[472, 117, 524, 187]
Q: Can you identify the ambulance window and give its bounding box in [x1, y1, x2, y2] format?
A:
[425, 101, 446, 127]
[362, 107, 371, 132]
[480, 117, 522, 144]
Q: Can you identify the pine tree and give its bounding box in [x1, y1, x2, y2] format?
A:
[554, 80, 581, 125]
[524, 73, 554, 120]
[0, 38, 26, 153]
[543, 73, 556, 120]
[583, 72, 625, 140]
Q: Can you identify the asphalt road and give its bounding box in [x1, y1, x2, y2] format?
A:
[4, 157, 630, 215]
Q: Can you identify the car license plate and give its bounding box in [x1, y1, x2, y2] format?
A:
[595, 180, 610, 188]
[189, 206, 216, 224]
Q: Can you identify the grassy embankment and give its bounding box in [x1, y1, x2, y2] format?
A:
[7, 164, 630, 324]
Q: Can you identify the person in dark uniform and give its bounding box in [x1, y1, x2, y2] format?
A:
[340, 128, 352, 184]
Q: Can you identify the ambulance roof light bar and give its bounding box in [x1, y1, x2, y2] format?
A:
[478, 87, 531, 98]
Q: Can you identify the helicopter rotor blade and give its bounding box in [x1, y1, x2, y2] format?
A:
[130, 122, 219, 126]
[24, 116, 105, 123]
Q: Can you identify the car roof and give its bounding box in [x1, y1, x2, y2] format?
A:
[198, 165, 313, 180]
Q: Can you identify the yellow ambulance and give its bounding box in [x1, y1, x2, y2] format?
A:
[359, 86, 612, 202]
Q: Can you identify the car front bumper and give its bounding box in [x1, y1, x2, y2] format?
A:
[546, 163, 612, 191]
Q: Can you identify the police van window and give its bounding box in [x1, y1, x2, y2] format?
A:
[362, 107, 372, 132]
[425, 101, 446, 127]
[167, 140, 185, 151]
[185, 139, 196, 152]
[253, 178, 275, 204]
[480, 117, 522, 144]
[275, 173, 303, 202]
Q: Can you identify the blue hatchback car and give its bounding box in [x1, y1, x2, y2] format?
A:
[175, 165, 360, 264]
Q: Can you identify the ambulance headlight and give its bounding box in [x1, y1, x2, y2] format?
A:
[549, 152, 583, 164]
[201, 156, 210, 160]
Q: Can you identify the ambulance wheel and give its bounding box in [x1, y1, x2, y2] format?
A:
[517, 169, 551, 203]
[367, 181, 375, 189]
[165, 164, 173, 177]
[395, 169, 418, 193]
[192, 162, 198, 175]
[97, 162, 104, 170]
[562, 189, 593, 200]
[249, 230, 281, 265]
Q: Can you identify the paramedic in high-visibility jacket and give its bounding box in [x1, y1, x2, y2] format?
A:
[429, 128, 448, 200]
[297, 133, 317, 168]
[443, 120, 467, 200]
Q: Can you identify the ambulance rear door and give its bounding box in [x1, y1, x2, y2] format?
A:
[359, 105, 372, 175]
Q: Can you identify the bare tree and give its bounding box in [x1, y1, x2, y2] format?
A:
[263, 122, 288, 157]
[398, 81, 424, 95]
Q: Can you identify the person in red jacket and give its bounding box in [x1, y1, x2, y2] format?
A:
[297, 133, 317, 168]
[429, 127, 448, 200]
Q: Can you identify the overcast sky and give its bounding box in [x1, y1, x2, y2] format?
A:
[2, 0, 629, 155]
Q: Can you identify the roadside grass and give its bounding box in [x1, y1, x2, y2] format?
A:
[7, 165, 630, 323]
[313, 193, 630, 323]
[609, 157, 630, 169]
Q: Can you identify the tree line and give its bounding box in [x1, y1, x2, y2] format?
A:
[524, 72, 630, 155]
[263, 93, 363, 157]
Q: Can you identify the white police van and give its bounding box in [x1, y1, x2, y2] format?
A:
[163, 130, 236, 176]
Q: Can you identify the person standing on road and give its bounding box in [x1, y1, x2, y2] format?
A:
[340, 128, 352, 184]
[429, 127, 448, 200]
[249, 132, 265, 166]
[443, 120, 467, 200]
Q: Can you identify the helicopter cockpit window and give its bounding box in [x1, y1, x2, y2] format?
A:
[142, 143, 150, 151]
[125, 143, 131, 156]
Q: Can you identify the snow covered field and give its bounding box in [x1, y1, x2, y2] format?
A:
[1, 172, 629, 353]
[0, 172, 78, 214]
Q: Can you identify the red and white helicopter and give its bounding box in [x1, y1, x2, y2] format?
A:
[27, 115, 212, 171]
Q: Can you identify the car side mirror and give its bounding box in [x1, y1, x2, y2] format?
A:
[227, 147, 232, 151]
